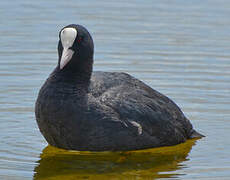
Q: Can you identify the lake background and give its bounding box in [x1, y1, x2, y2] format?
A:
[0, 0, 230, 179]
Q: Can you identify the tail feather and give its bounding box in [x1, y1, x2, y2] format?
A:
[189, 129, 205, 139]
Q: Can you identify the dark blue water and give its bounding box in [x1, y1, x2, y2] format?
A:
[0, 0, 230, 179]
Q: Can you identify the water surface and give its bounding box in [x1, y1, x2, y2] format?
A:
[0, 0, 230, 179]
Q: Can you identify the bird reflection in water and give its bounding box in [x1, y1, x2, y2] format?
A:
[34, 139, 198, 179]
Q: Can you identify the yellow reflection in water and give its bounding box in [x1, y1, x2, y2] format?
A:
[34, 139, 197, 179]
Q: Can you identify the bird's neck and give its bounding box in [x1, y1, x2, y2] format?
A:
[49, 63, 92, 93]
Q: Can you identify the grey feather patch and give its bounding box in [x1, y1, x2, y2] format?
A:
[130, 121, 143, 135]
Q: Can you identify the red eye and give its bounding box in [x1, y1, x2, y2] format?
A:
[77, 37, 82, 43]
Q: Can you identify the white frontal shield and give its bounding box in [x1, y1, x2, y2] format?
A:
[60, 27, 77, 69]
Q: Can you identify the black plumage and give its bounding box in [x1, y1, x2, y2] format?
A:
[35, 24, 203, 151]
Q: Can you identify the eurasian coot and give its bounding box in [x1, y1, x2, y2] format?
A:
[35, 24, 204, 151]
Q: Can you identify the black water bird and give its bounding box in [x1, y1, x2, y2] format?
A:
[35, 24, 204, 151]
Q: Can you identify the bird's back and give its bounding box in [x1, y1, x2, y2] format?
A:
[89, 71, 194, 147]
